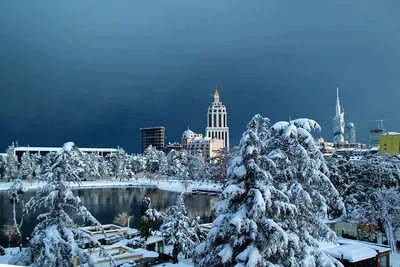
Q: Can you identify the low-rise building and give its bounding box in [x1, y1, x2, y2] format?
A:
[181, 128, 203, 150]
[13, 146, 118, 162]
[164, 142, 183, 153]
[380, 132, 400, 155]
[186, 137, 224, 161]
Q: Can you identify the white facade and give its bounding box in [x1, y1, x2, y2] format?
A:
[333, 88, 345, 143]
[205, 88, 230, 148]
[345, 122, 356, 144]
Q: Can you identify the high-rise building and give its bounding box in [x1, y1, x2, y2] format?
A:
[205, 88, 230, 148]
[333, 88, 345, 143]
[140, 126, 165, 152]
[345, 122, 356, 144]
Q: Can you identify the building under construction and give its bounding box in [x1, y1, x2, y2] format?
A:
[367, 119, 387, 148]
[140, 126, 165, 152]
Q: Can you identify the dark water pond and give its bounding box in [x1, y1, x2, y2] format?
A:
[0, 187, 218, 247]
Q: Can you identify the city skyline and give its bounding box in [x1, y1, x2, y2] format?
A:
[0, 1, 399, 153]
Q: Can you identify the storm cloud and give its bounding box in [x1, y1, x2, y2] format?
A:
[0, 0, 399, 152]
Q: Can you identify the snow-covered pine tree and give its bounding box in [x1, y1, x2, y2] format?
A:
[264, 118, 344, 263]
[18, 151, 36, 180]
[35, 152, 54, 177]
[143, 145, 162, 173]
[19, 142, 106, 267]
[3, 143, 19, 182]
[344, 155, 400, 220]
[83, 152, 101, 180]
[97, 155, 109, 178]
[107, 148, 132, 181]
[130, 155, 146, 176]
[353, 187, 400, 252]
[209, 147, 239, 182]
[195, 115, 343, 267]
[161, 192, 202, 263]
[187, 150, 205, 180]
[343, 155, 400, 252]
[0, 157, 4, 180]
[326, 156, 350, 196]
[167, 149, 189, 180]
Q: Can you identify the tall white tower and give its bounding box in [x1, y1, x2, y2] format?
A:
[205, 88, 230, 148]
[333, 87, 345, 143]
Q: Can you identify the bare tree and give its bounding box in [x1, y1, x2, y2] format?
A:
[113, 212, 134, 227]
[7, 179, 26, 251]
[2, 224, 18, 247]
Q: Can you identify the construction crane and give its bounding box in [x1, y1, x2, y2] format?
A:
[367, 119, 387, 129]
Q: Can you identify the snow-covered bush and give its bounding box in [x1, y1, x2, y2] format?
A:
[113, 212, 134, 227]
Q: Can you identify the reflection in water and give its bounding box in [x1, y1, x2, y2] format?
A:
[0, 188, 217, 247]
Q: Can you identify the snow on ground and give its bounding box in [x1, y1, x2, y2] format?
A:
[393, 253, 400, 267]
[0, 178, 223, 194]
[0, 247, 21, 265]
[153, 262, 193, 267]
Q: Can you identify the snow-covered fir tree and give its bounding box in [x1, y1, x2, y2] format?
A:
[352, 187, 400, 252]
[83, 152, 102, 180]
[161, 192, 204, 263]
[97, 155, 109, 178]
[0, 157, 4, 180]
[167, 149, 189, 180]
[130, 155, 146, 175]
[343, 155, 400, 219]
[195, 115, 343, 267]
[143, 145, 167, 174]
[107, 148, 132, 180]
[35, 152, 54, 177]
[3, 143, 19, 181]
[18, 151, 36, 180]
[208, 147, 240, 181]
[17, 142, 106, 267]
[187, 150, 206, 180]
[326, 156, 350, 196]
[343, 155, 400, 251]
[265, 118, 345, 221]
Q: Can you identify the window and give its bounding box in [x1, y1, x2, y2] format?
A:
[219, 114, 222, 127]
[213, 114, 217, 127]
[380, 255, 388, 267]
[208, 114, 212, 127]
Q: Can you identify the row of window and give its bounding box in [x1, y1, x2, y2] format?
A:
[208, 108, 226, 113]
[207, 131, 227, 142]
[208, 113, 227, 128]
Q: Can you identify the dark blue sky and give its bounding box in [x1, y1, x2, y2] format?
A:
[0, 0, 399, 153]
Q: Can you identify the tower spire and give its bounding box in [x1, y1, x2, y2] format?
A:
[214, 87, 220, 103]
[337, 87, 340, 105]
[335, 87, 341, 117]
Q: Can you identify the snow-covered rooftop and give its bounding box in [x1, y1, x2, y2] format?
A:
[182, 129, 195, 138]
[338, 238, 391, 253]
[323, 244, 377, 262]
[14, 147, 118, 153]
[384, 132, 400, 135]
[140, 126, 165, 130]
